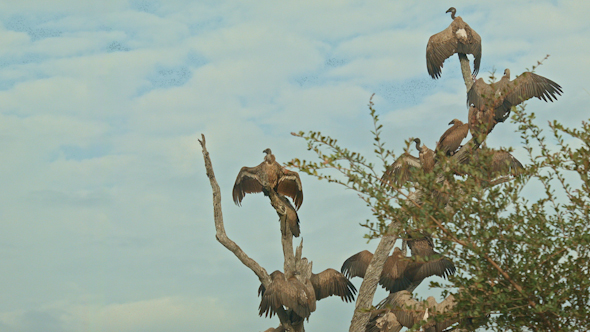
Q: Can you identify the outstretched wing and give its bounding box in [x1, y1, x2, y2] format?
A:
[310, 268, 357, 302]
[277, 168, 303, 210]
[405, 256, 456, 282]
[232, 166, 264, 206]
[380, 250, 412, 292]
[341, 250, 373, 279]
[426, 25, 458, 79]
[381, 153, 422, 188]
[467, 78, 497, 110]
[505, 72, 563, 106]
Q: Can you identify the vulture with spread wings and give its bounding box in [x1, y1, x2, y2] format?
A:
[258, 269, 356, 320]
[426, 7, 481, 79]
[467, 68, 563, 123]
[341, 241, 455, 293]
[233, 148, 303, 209]
[381, 138, 435, 188]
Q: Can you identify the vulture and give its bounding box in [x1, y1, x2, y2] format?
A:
[435, 119, 469, 156]
[341, 244, 454, 293]
[268, 189, 301, 237]
[368, 291, 459, 332]
[233, 148, 303, 209]
[467, 68, 563, 123]
[381, 152, 421, 188]
[258, 270, 316, 320]
[426, 7, 482, 79]
[468, 104, 496, 144]
[258, 269, 356, 320]
[414, 138, 435, 173]
[464, 148, 524, 178]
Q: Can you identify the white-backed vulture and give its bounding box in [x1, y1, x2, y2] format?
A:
[381, 152, 422, 188]
[258, 269, 356, 320]
[371, 291, 459, 332]
[258, 270, 316, 319]
[467, 68, 563, 123]
[426, 7, 481, 79]
[468, 104, 496, 144]
[414, 138, 435, 173]
[435, 119, 469, 156]
[233, 148, 303, 209]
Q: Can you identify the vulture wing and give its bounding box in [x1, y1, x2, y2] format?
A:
[453, 18, 482, 76]
[277, 168, 304, 210]
[467, 78, 497, 110]
[505, 71, 563, 106]
[232, 166, 264, 206]
[258, 271, 314, 319]
[380, 249, 412, 293]
[405, 256, 456, 282]
[310, 268, 357, 302]
[381, 153, 422, 187]
[490, 150, 524, 176]
[407, 236, 437, 257]
[420, 147, 436, 173]
[377, 291, 425, 328]
[426, 25, 458, 79]
[436, 122, 469, 156]
[341, 250, 373, 279]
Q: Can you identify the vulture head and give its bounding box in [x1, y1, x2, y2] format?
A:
[263, 148, 272, 155]
[446, 7, 457, 19]
[413, 138, 421, 151]
[448, 118, 461, 126]
[503, 68, 511, 79]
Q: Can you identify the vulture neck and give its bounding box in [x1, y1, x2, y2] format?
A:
[264, 152, 275, 164]
[414, 139, 421, 152]
[448, 8, 457, 19]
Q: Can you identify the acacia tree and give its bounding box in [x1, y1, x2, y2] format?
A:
[200, 15, 589, 332]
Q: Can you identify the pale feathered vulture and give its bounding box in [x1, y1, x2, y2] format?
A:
[258, 269, 356, 320]
[414, 138, 435, 173]
[426, 7, 481, 79]
[467, 68, 563, 123]
[233, 148, 303, 209]
[369, 291, 458, 332]
[435, 119, 469, 156]
[381, 152, 422, 188]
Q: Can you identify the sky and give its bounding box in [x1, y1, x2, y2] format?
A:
[0, 0, 589, 331]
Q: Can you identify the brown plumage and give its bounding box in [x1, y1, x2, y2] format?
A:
[468, 105, 496, 144]
[309, 268, 357, 302]
[268, 190, 300, 237]
[381, 152, 422, 188]
[341, 244, 454, 293]
[258, 271, 316, 319]
[467, 68, 563, 123]
[258, 269, 356, 320]
[414, 138, 435, 173]
[436, 119, 469, 156]
[372, 291, 458, 332]
[233, 148, 303, 209]
[426, 7, 482, 79]
[467, 148, 524, 177]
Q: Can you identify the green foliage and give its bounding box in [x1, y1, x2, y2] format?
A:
[288, 101, 590, 331]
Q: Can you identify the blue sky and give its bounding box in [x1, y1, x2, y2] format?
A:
[0, 1, 588, 331]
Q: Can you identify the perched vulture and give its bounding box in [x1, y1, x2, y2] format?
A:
[426, 7, 481, 79]
[468, 104, 496, 144]
[258, 270, 316, 320]
[268, 190, 300, 237]
[435, 119, 469, 156]
[370, 291, 459, 332]
[381, 152, 421, 188]
[258, 269, 356, 320]
[463, 148, 524, 179]
[414, 138, 435, 173]
[341, 245, 454, 293]
[233, 148, 303, 209]
[467, 68, 563, 123]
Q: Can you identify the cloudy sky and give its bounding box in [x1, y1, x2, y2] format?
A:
[0, 0, 588, 331]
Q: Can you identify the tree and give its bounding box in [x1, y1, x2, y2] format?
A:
[200, 11, 589, 332]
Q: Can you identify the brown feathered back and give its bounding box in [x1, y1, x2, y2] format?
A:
[436, 119, 469, 156]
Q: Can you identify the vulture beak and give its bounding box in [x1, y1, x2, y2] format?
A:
[448, 120, 455, 125]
